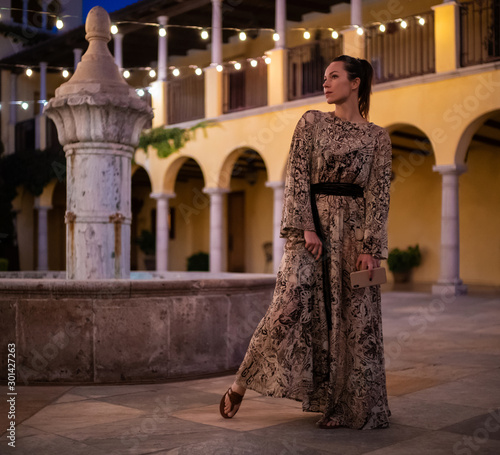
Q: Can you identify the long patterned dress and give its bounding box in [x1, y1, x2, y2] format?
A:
[234, 110, 392, 429]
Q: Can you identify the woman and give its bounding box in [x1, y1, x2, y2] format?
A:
[220, 55, 392, 429]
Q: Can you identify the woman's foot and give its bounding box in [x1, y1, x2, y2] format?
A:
[220, 382, 246, 418]
[317, 416, 343, 429]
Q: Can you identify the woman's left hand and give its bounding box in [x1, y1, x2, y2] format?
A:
[356, 254, 381, 280]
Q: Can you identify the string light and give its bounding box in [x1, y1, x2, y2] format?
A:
[273, 32, 279, 41]
[400, 20, 408, 29]
[250, 59, 258, 67]
[149, 69, 156, 78]
[123, 70, 130, 79]
[303, 30, 311, 40]
[264, 56, 271, 64]
[172, 68, 180, 77]
[111, 24, 118, 34]
[201, 29, 209, 40]
[356, 26, 364, 35]
[216, 64, 223, 72]
[25, 68, 33, 77]
[331, 30, 339, 39]
[239, 31, 247, 41]
[159, 27, 166, 37]
[195, 67, 203, 76]
[136, 89, 145, 96]
[418, 16, 425, 26]
[234, 62, 241, 70]
[21, 102, 29, 110]
[62, 69, 70, 78]
[379, 24, 386, 32]
[56, 18, 64, 29]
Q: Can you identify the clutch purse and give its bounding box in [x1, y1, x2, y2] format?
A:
[350, 267, 387, 289]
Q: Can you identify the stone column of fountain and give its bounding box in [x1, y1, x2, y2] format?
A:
[44, 6, 153, 279]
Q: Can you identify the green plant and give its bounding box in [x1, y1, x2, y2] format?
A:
[187, 251, 209, 271]
[0, 258, 8, 271]
[138, 121, 216, 158]
[387, 244, 421, 273]
[135, 230, 156, 256]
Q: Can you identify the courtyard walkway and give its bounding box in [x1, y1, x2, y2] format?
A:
[1, 291, 500, 454]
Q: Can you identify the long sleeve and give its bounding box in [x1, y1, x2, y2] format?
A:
[362, 128, 392, 259]
[280, 111, 317, 238]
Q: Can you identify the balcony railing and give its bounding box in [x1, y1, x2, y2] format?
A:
[365, 11, 435, 83]
[288, 38, 343, 101]
[223, 60, 268, 113]
[460, 0, 500, 67]
[168, 73, 205, 125]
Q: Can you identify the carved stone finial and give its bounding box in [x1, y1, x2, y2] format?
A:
[85, 6, 111, 43]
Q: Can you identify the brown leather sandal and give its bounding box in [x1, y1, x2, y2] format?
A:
[219, 386, 244, 419]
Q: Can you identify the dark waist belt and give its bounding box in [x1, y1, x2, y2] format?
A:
[310, 183, 364, 331]
[311, 182, 363, 198]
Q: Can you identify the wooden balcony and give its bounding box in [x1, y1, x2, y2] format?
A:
[460, 0, 500, 67]
[365, 11, 435, 83]
[168, 73, 205, 125]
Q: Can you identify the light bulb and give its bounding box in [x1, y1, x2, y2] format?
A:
[216, 64, 223, 72]
[21, 102, 29, 110]
[356, 27, 364, 35]
[56, 18, 63, 29]
[201, 29, 209, 40]
[273, 32, 279, 41]
[195, 68, 203, 76]
[250, 59, 258, 67]
[264, 57, 271, 64]
[159, 27, 166, 37]
[149, 69, 156, 78]
[123, 70, 130, 79]
[239, 31, 247, 41]
[401, 20, 408, 29]
[173, 68, 180, 77]
[111, 24, 118, 35]
[137, 89, 145, 96]
[418, 17, 425, 26]
[331, 30, 339, 39]
[25, 68, 33, 77]
[379, 24, 386, 32]
[303, 30, 311, 40]
[62, 69, 69, 78]
[234, 62, 241, 70]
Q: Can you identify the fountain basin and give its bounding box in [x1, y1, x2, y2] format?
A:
[0, 273, 275, 383]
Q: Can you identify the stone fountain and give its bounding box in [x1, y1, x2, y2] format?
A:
[0, 7, 274, 384]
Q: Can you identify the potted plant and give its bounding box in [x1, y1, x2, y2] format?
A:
[187, 251, 209, 271]
[135, 229, 156, 270]
[387, 244, 421, 283]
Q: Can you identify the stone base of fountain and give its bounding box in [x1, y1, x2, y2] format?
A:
[0, 273, 275, 383]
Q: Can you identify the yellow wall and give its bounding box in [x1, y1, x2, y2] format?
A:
[388, 151, 441, 284]
[460, 146, 500, 285]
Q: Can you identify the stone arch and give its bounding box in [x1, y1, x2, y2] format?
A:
[457, 109, 500, 285]
[218, 146, 271, 190]
[162, 154, 206, 194]
[386, 123, 441, 284]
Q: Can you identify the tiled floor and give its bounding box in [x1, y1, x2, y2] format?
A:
[1, 291, 500, 454]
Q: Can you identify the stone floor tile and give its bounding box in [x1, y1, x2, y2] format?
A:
[363, 430, 500, 455]
[170, 398, 317, 432]
[247, 420, 426, 455]
[388, 395, 489, 430]
[22, 400, 146, 433]
[70, 384, 156, 399]
[11, 432, 109, 455]
[386, 373, 442, 396]
[442, 408, 500, 441]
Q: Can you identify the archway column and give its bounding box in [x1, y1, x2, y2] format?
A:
[432, 164, 468, 295]
[150, 192, 176, 271]
[203, 187, 229, 273]
[34, 198, 52, 271]
[265, 180, 286, 274]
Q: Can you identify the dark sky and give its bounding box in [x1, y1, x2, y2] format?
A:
[82, 0, 139, 18]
